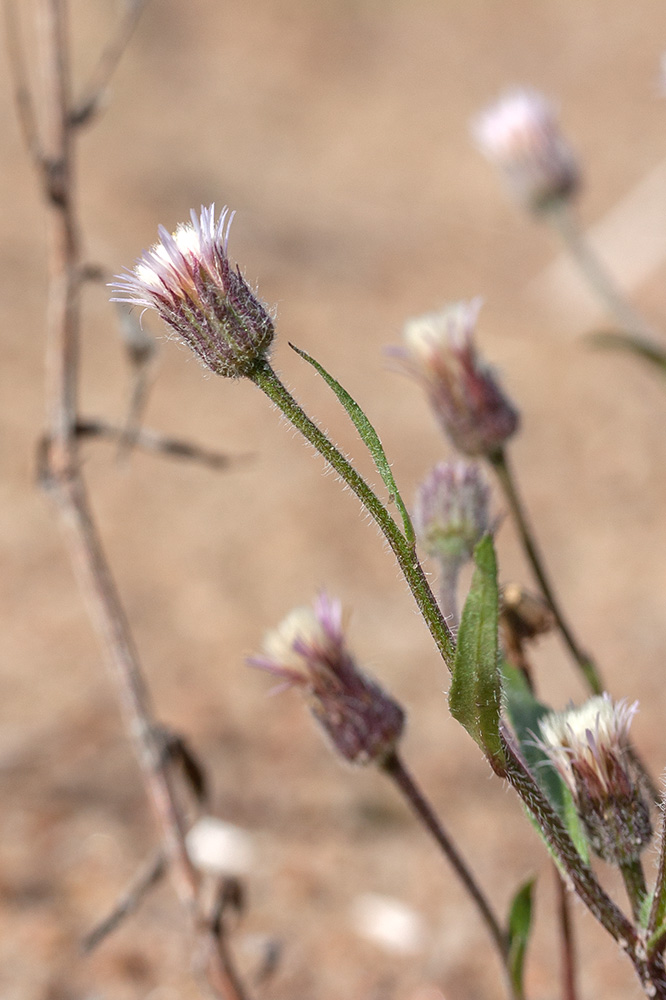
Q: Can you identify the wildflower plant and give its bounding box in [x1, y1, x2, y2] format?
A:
[110, 196, 666, 1000]
[18, 4, 666, 994]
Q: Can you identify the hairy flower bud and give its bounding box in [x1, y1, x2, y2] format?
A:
[539, 695, 652, 864]
[111, 205, 274, 378]
[249, 593, 404, 766]
[399, 299, 519, 457]
[472, 89, 580, 212]
[413, 461, 491, 568]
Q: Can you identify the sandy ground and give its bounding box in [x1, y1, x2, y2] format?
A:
[4, 1, 666, 998]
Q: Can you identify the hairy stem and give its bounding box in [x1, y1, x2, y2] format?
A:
[250, 358, 456, 666]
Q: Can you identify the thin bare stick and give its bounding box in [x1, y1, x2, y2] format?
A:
[26, 2, 249, 996]
[70, 0, 149, 127]
[75, 418, 242, 470]
[82, 851, 166, 953]
[3, 0, 42, 163]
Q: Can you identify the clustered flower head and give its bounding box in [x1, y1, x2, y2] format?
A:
[538, 695, 652, 864]
[111, 205, 274, 378]
[413, 460, 491, 568]
[472, 89, 580, 212]
[249, 593, 405, 766]
[400, 298, 519, 457]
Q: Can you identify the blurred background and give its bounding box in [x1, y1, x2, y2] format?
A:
[3, 1, 666, 997]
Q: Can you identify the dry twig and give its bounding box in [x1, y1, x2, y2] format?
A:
[7, 1, 251, 996]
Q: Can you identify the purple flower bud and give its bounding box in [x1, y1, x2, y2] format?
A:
[111, 205, 274, 378]
[539, 695, 652, 864]
[472, 89, 580, 212]
[399, 299, 519, 457]
[413, 461, 491, 568]
[249, 593, 405, 766]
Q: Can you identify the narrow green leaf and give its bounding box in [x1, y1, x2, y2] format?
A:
[588, 329, 666, 375]
[507, 877, 535, 999]
[289, 343, 415, 543]
[449, 535, 504, 768]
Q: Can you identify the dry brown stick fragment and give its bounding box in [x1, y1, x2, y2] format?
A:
[24, 2, 250, 997]
[82, 851, 167, 954]
[70, 0, 150, 127]
[3, 0, 42, 163]
[75, 418, 241, 470]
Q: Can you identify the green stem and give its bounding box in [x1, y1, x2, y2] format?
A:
[549, 203, 654, 339]
[250, 358, 455, 666]
[489, 447, 603, 695]
[620, 859, 648, 923]
[382, 750, 518, 1000]
[437, 557, 460, 630]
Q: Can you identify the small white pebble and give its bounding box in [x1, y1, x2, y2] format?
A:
[350, 893, 426, 956]
[186, 816, 254, 877]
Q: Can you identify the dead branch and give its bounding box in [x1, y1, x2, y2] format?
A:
[70, 0, 150, 127]
[17, 1, 252, 996]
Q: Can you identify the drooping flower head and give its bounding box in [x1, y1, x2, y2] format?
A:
[398, 299, 519, 457]
[538, 695, 652, 863]
[111, 205, 274, 378]
[413, 460, 491, 568]
[472, 89, 580, 212]
[249, 593, 405, 766]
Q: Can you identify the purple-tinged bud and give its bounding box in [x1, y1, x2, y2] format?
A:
[538, 695, 652, 864]
[249, 593, 405, 766]
[472, 89, 580, 212]
[413, 461, 491, 568]
[400, 299, 519, 457]
[111, 205, 275, 378]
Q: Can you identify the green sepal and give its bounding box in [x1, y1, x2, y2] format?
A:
[449, 535, 504, 770]
[289, 343, 415, 543]
[507, 876, 535, 1000]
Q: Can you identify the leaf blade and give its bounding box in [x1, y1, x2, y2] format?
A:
[290, 343, 415, 543]
[449, 535, 504, 769]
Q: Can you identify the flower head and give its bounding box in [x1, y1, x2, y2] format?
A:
[250, 593, 405, 765]
[398, 299, 519, 457]
[539, 695, 652, 863]
[472, 89, 580, 212]
[413, 460, 491, 568]
[111, 205, 274, 378]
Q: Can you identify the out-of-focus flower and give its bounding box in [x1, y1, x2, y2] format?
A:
[350, 893, 427, 956]
[539, 695, 652, 864]
[111, 205, 274, 378]
[398, 299, 519, 457]
[413, 461, 491, 567]
[249, 593, 404, 766]
[186, 816, 254, 877]
[472, 89, 580, 212]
